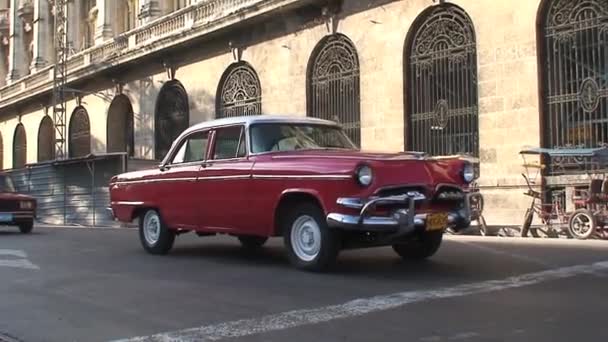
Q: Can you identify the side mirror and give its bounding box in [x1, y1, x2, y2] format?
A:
[159, 163, 169, 171]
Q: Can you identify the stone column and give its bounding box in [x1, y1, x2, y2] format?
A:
[6, 0, 28, 82]
[138, 0, 160, 24]
[94, 0, 113, 44]
[66, 0, 83, 53]
[30, 0, 51, 71]
[0, 3, 10, 86]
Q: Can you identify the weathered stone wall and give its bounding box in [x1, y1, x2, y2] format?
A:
[0, 0, 547, 225]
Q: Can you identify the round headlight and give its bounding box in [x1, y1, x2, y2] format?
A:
[356, 165, 373, 187]
[463, 163, 475, 183]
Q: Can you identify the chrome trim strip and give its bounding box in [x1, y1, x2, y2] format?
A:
[336, 197, 364, 209]
[116, 177, 197, 184]
[252, 174, 351, 180]
[116, 174, 350, 184]
[113, 201, 144, 206]
[197, 175, 251, 181]
[337, 193, 427, 210]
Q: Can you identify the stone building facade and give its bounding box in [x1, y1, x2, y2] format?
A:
[0, 0, 605, 226]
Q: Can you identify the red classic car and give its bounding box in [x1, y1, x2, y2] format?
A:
[109, 116, 477, 271]
[0, 172, 36, 234]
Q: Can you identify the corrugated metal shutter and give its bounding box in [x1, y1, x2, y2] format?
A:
[6, 154, 127, 227]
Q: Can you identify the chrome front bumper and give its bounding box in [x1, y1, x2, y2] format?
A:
[327, 192, 479, 235]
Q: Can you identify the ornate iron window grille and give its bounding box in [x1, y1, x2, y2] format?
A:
[216, 62, 262, 119]
[107, 95, 135, 157]
[155, 80, 190, 160]
[541, 0, 608, 173]
[38, 116, 55, 162]
[405, 4, 479, 157]
[13, 124, 27, 169]
[307, 34, 361, 147]
[68, 107, 91, 158]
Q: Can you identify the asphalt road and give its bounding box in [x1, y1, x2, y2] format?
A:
[1, 226, 607, 342]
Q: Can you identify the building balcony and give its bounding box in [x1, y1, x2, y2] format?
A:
[0, 0, 319, 110]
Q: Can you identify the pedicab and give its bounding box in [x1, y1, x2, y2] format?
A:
[519, 147, 608, 239]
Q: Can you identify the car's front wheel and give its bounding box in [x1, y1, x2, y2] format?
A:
[392, 230, 443, 260]
[283, 203, 340, 272]
[139, 209, 175, 255]
[18, 220, 34, 234]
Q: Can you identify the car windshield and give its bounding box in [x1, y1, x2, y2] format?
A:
[0, 175, 16, 192]
[250, 123, 356, 153]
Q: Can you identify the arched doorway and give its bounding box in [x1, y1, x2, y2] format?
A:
[539, 0, 608, 151]
[69, 106, 91, 158]
[405, 4, 479, 156]
[216, 61, 262, 119]
[107, 94, 134, 156]
[154, 80, 189, 160]
[38, 116, 55, 162]
[307, 34, 361, 147]
[13, 123, 27, 169]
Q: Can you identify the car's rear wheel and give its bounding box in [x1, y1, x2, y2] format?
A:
[139, 209, 175, 255]
[238, 235, 268, 249]
[392, 230, 443, 260]
[18, 220, 34, 234]
[283, 203, 340, 272]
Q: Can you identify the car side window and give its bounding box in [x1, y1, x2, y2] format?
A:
[212, 126, 246, 160]
[171, 131, 209, 164]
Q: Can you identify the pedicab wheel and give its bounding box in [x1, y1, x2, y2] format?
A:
[568, 209, 597, 240]
[520, 208, 534, 237]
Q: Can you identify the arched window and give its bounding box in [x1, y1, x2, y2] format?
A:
[107, 95, 134, 156]
[38, 116, 55, 162]
[307, 34, 361, 147]
[405, 4, 479, 156]
[69, 106, 91, 158]
[216, 61, 262, 119]
[540, 0, 608, 150]
[155, 80, 189, 160]
[13, 124, 27, 169]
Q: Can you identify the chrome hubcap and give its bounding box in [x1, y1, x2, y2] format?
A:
[143, 211, 161, 246]
[290, 215, 321, 262]
[572, 213, 592, 236]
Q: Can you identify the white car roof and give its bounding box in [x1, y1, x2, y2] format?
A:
[161, 115, 342, 164]
[181, 115, 339, 136]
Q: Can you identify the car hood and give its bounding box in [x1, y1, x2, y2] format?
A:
[0, 192, 35, 201]
[265, 150, 468, 189]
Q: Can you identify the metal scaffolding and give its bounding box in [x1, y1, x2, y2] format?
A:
[52, 0, 68, 160]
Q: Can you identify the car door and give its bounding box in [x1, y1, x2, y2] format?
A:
[196, 125, 254, 232]
[158, 130, 210, 229]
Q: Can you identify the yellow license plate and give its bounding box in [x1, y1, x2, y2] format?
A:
[426, 213, 448, 231]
